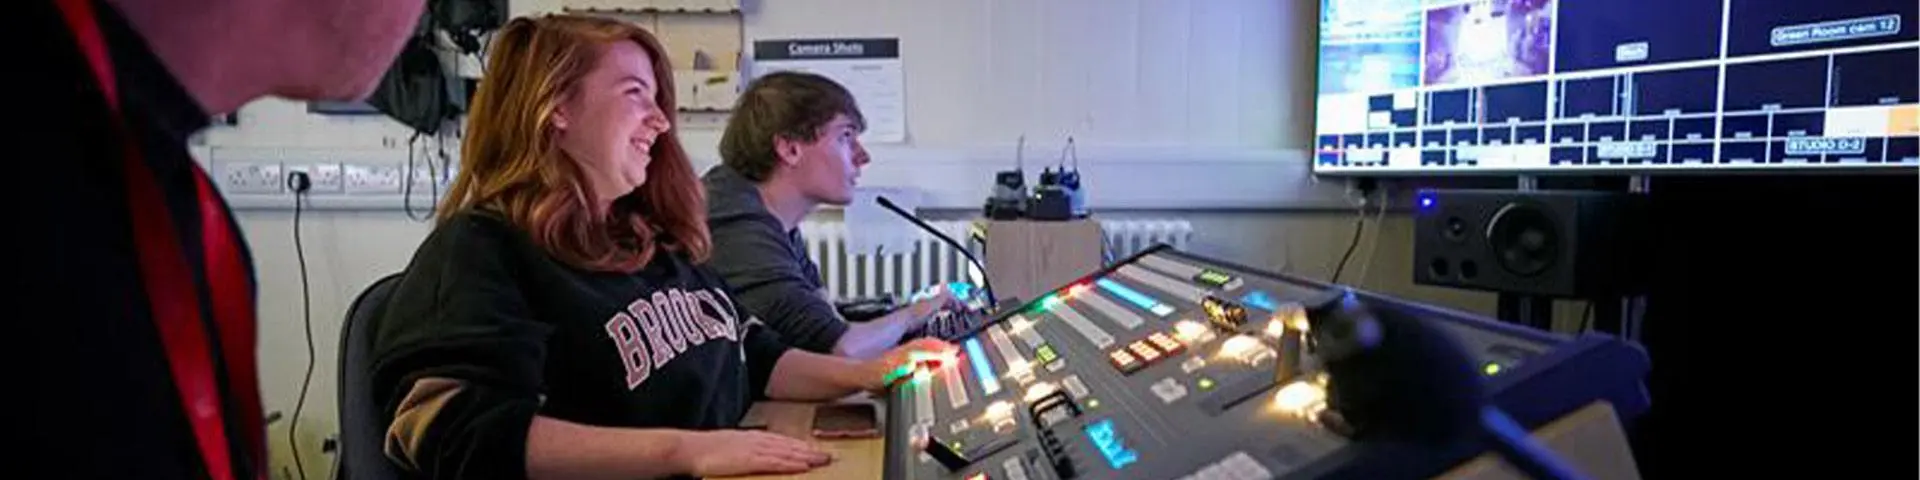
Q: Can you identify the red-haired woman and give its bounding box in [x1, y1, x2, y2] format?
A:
[368, 15, 948, 479]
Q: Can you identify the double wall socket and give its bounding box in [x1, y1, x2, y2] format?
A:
[344, 164, 405, 194]
[218, 161, 284, 194]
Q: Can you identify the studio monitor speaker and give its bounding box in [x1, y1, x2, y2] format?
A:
[1413, 189, 1649, 297]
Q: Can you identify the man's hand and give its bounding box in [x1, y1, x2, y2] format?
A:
[673, 430, 832, 477]
[904, 287, 961, 328]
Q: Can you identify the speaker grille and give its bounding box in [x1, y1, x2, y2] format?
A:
[1487, 202, 1560, 278]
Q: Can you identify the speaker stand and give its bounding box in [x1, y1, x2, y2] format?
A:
[1497, 294, 1554, 330]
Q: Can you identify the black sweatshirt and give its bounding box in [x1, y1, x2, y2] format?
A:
[369, 210, 792, 479]
[702, 165, 850, 354]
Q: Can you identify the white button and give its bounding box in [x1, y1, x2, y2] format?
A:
[949, 419, 970, 435]
[1221, 451, 1273, 480]
[1181, 356, 1207, 373]
[1046, 359, 1067, 372]
[1003, 457, 1030, 480]
[1151, 378, 1189, 404]
[1062, 375, 1090, 399]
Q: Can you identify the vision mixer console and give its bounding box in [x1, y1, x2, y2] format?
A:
[884, 247, 1649, 480]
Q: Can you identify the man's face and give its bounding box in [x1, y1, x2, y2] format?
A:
[782, 114, 869, 206]
[274, 0, 429, 101]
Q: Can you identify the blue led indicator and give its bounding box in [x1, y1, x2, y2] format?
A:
[1418, 194, 1436, 209]
[1240, 290, 1278, 311]
[1096, 278, 1170, 316]
[1084, 419, 1139, 469]
[964, 338, 1001, 395]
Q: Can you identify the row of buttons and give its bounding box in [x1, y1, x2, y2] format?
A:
[1108, 331, 1188, 375]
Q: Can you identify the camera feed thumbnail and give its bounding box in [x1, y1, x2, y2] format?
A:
[1424, 0, 1553, 85]
[1554, 0, 1722, 72]
[1317, 0, 1423, 94]
[1728, 0, 1918, 57]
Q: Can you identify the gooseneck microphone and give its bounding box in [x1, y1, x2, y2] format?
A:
[875, 196, 998, 308]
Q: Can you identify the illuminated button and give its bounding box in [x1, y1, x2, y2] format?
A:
[966, 472, 989, 480]
[1263, 318, 1288, 338]
[1147, 332, 1185, 355]
[1180, 356, 1207, 373]
[1217, 335, 1260, 359]
[1024, 381, 1060, 402]
[1067, 283, 1093, 298]
[1084, 419, 1139, 469]
[1483, 362, 1503, 376]
[1035, 344, 1059, 363]
[1197, 377, 1215, 390]
[1087, 398, 1101, 409]
[1007, 359, 1036, 385]
[1194, 269, 1236, 288]
[1173, 320, 1210, 343]
[1272, 380, 1327, 416]
[1108, 349, 1143, 374]
[1128, 341, 1162, 363]
[1221, 334, 1282, 362]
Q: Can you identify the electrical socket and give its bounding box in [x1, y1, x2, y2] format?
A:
[218, 161, 283, 194]
[406, 161, 456, 194]
[344, 163, 405, 195]
[284, 163, 344, 194]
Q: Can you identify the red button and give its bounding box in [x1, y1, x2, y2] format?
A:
[1128, 341, 1161, 362]
[1147, 332, 1185, 355]
[1108, 349, 1143, 374]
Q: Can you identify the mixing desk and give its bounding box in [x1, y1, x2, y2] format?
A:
[884, 247, 1650, 480]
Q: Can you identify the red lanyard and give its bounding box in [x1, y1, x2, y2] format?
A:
[54, 1, 263, 479]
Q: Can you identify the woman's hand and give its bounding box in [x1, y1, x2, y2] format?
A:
[863, 337, 959, 389]
[672, 429, 832, 477]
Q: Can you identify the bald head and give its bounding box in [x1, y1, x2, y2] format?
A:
[105, 0, 426, 113]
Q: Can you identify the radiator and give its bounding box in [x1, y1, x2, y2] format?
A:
[798, 219, 1193, 301]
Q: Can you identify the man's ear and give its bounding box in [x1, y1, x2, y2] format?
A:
[774, 135, 805, 167]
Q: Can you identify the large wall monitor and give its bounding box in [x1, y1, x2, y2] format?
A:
[1312, 0, 1919, 174]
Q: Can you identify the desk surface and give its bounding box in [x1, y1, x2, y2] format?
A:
[721, 400, 885, 480]
[721, 400, 1636, 480]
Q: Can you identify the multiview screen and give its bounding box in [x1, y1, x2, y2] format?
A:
[1313, 0, 1919, 174]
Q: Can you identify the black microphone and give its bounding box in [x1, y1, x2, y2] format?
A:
[875, 196, 998, 308]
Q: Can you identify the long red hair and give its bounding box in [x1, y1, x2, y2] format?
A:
[441, 15, 709, 271]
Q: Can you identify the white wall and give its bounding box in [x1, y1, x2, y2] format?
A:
[232, 1, 1413, 478]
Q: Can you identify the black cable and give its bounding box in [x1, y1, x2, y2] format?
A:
[288, 177, 316, 480]
[1329, 201, 1368, 284]
[403, 132, 431, 222]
